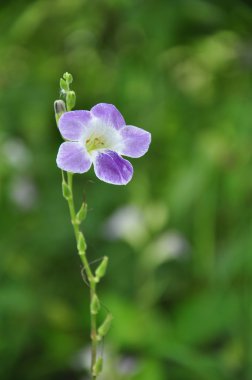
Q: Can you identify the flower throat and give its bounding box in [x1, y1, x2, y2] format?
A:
[86, 135, 106, 153]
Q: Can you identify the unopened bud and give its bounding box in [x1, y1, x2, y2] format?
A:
[76, 203, 87, 224]
[60, 78, 68, 92]
[95, 256, 108, 281]
[77, 232, 86, 253]
[63, 72, 73, 84]
[54, 100, 66, 123]
[66, 91, 76, 111]
[92, 357, 103, 377]
[62, 181, 71, 200]
[97, 313, 113, 338]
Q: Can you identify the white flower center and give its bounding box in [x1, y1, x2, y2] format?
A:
[84, 119, 121, 155]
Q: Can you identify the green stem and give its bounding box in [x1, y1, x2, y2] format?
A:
[90, 281, 97, 380]
[65, 172, 98, 379]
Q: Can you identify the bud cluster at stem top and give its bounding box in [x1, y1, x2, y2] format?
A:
[59, 72, 76, 111]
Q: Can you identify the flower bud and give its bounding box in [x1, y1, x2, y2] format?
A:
[92, 357, 103, 377]
[77, 232, 87, 253]
[90, 294, 100, 315]
[97, 313, 113, 338]
[66, 91, 76, 111]
[54, 100, 66, 123]
[60, 78, 68, 92]
[76, 202, 87, 224]
[95, 256, 108, 281]
[62, 181, 71, 200]
[63, 72, 73, 84]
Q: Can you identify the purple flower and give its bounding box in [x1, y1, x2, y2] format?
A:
[56, 103, 151, 185]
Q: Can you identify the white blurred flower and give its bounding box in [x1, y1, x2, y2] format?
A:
[145, 230, 190, 267]
[70, 346, 90, 370]
[103, 202, 169, 248]
[117, 355, 139, 376]
[70, 346, 139, 379]
[70, 346, 111, 380]
[9, 176, 38, 210]
[103, 205, 147, 246]
[2, 138, 31, 170]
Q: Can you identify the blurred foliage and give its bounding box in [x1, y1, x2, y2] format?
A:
[1, 0, 252, 379]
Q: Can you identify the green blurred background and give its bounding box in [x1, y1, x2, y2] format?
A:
[1, 0, 252, 379]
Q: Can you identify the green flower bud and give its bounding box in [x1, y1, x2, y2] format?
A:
[60, 78, 68, 92]
[97, 313, 113, 338]
[66, 91, 76, 111]
[90, 294, 100, 315]
[92, 357, 103, 377]
[76, 202, 87, 224]
[62, 181, 71, 200]
[63, 72, 73, 84]
[95, 256, 108, 281]
[77, 232, 87, 253]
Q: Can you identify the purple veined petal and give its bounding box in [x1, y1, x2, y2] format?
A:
[94, 150, 133, 185]
[56, 142, 92, 174]
[118, 125, 151, 158]
[91, 103, 126, 130]
[58, 111, 92, 141]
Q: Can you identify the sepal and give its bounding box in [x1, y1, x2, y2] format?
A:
[62, 181, 71, 200]
[90, 294, 100, 315]
[97, 313, 113, 338]
[76, 202, 88, 224]
[92, 357, 103, 377]
[77, 232, 87, 253]
[95, 256, 108, 282]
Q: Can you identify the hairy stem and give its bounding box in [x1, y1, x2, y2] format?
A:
[65, 172, 98, 379]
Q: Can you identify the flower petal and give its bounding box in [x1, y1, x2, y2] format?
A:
[91, 103, 126, 130]
[118, 125, 151, 158]
[58, 111, 91, 141]
[56, 142, 92, 174]
[94, 150, 133, 185]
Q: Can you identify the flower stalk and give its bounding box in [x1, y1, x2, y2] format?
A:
[64, 171, 99, 379]
[55, 73, 112, 380]
[54, 71, 150, 379]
